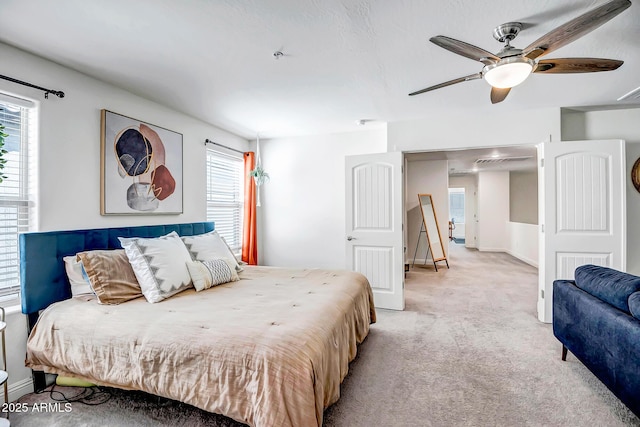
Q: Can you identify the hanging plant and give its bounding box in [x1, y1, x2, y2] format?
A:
[249, 134, 269, 187]
[249, 164, 270, 186]
[0, 122, 8, 183]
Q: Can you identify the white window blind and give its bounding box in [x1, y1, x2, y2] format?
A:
[0, 97, 35, 298]
[449, 190, 465, 224]
[206, 149, 244, 253]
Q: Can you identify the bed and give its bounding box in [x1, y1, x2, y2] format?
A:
[20, 222, 376, 427]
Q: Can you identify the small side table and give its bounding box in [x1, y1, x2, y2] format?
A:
[0, 307, 9, 427]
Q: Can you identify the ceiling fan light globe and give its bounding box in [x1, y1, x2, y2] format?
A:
[483, 58, 534, 89]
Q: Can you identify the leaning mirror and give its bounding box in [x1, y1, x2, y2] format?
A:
[415, 193, 449, 271]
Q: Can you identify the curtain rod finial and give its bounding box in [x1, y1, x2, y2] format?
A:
[44, 90, 64, 99]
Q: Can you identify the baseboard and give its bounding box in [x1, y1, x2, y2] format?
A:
[506, 250, 539, 268]
[413, 247, 536, 268]
[4, 377, 34, 403]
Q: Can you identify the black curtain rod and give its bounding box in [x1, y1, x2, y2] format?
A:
[204, 139, 244, 154]
[0, 74, 65, 99]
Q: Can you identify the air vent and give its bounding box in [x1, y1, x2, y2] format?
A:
[474, 156, 533, 164]
[618, 86, 640, 101]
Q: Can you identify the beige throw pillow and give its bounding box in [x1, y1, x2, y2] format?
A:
[76, 249, 142, 304]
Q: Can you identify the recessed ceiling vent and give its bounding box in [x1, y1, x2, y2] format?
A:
[475, 156, 532, 164]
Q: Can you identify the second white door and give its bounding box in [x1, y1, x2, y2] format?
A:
[345, 152, 404, 310]
[539, 139, 626, 322]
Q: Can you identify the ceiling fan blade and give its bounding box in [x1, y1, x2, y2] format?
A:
[490, 87, 511, 104]
[522, 0, 631, 60]
[534, 58, 623, 73]
[409, 73, 482, 96]
[430, 36, 499, 65]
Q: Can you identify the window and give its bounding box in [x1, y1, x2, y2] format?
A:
[206, 149, 244, 253]
[0, 95, 36, 298]
[449, 188, 465, 225]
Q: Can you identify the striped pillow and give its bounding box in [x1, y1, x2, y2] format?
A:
[186, 258, 239, 292]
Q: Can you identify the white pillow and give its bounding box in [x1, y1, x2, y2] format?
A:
[118, 231, 193, 303]
[63, 255, 95, 297]
[186, 258, 239, 292]
[181, 231, 242, 271]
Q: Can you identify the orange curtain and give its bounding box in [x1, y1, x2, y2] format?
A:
[242, 152, 258, 265]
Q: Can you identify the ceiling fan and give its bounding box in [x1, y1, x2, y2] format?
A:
[409, 0, 632, 104]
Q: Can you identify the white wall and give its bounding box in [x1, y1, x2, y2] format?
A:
[449, 175, 477, 248]
[387, 107, 562, 152]
[507, 171, 539, 267]
[0, 42, 248, 232]
[507, 222, 539, 267]
[406, 160, 449, 263]
[258, 129, 386, 269]
[0, 42, 248, 401]
[561, 107, 640, 275]
[477, 171, 509, 252]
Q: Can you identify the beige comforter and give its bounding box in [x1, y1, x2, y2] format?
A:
[26, 266, 376, 427]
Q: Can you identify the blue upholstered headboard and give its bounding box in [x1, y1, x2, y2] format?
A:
[19, 222, 214, 315]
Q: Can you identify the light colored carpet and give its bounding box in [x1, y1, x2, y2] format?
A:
[11, 245, 640, 426]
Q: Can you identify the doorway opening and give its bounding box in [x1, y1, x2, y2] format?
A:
[448, 188, 465, 245]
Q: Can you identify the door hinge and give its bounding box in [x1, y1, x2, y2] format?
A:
[541, 289, 545, 299]
[541, 224, 544, 233]
[540, 158, 544, 168]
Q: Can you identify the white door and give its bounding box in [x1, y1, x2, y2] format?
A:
[539, 139, 626, 322]
[345, 152, 404, 310]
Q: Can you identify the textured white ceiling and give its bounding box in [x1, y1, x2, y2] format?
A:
[1, 0, 638, 138]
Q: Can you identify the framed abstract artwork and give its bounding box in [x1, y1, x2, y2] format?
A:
[632, 157, 640, 193]
[100, 110, 183, 215]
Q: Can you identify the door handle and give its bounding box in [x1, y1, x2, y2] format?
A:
[347, 236, 356, 241]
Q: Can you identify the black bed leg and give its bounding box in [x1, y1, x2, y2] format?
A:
[561, 344, 568, 361]
[26, 312, 39, 334]
[26, 312, 47, 392]
[32, 370, 46, 392]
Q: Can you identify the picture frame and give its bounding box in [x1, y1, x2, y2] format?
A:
[100, 109, 183, 215]
[632, 157, 640, 194]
